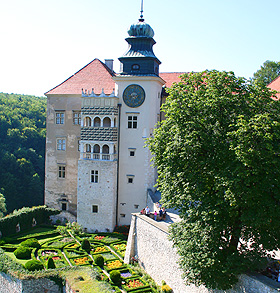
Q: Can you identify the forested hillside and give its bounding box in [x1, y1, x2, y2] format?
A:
[0, 93, 46, 213]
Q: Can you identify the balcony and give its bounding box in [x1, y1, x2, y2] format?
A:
[81, 152, 117, 161]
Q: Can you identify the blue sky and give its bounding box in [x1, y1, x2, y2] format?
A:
[1, 0, 280, 96]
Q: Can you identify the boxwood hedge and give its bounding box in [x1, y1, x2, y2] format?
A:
[0, 206, 59, 237]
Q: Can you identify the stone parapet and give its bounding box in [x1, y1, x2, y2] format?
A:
[125, 213, 280, 293]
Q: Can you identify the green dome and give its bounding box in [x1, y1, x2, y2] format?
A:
[128, 21, 154, 38]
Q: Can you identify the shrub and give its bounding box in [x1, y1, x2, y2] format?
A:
[81, 239, 91, 251]
[161, 284, 172, 293]
[25, 259, 44, 271]
[20, 238, 41, 249]
[56, 225, 68, 236]
[110, 270, 121, 285]
[94, 254, 104, 267]
[46, 257, 56, 269]
[14, 246, 32, 259]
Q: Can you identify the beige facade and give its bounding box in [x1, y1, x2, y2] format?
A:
[44, 94, 81, 216]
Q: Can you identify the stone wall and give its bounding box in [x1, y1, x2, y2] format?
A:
[125, 214, 280, 293]
[0, 272, 61, 293]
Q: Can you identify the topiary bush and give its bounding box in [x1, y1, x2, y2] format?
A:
[14, 246, 32, 259]
[110, 270, 121, 285]
[46, 256, 56, 269]
[25, 259, 44, 271]
[81, 239, 91, 251]
[94, 254, 104, 267]
[20, 238, 41, 249]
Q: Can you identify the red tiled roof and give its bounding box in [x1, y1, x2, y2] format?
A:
[268, 76, 280, 100]
[45, 59, 115, 95]
[159, 72, 185, 88]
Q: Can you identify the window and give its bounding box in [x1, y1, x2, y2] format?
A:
[57, 138, 66, 151]
[91, 170, 98, 183]
[132, 64, 140, 70]
[128, 116, 137, 129]
[103, 117, 111, 127]
[58, 166, 66, 178]
[130, 151, 135, 157]
[120, 214, 126, 218]
[92, 205, 98, 213]
[61, 203, 67, 211]
[73, 111, 81, 125]
[56, 111, 65, 124]
[78, 139, 80, 151]
[134, 204, 139, 209]
[127, 175, 134, 184]
[84, 117, 91, 127]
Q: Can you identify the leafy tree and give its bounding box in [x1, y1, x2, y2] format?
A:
[0, 192, 7, 218]
[0, 93, 46, 212]
[148, 70, 280, 290]
[252, 60, 280, 86]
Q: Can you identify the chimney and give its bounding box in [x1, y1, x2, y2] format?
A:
[105, 59, 114, 72]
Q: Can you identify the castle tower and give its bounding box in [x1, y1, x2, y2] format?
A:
[113, 14, 165, 225]
[76, 87, 119, 232]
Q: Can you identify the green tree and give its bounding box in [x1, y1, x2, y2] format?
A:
[148, 70, 280, 290]
[252, 60, 280, 86]
[0, 93, 46, 212]
[0, 192, 7, 218]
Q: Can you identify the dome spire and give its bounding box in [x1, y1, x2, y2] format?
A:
[139, 0, 144, 22]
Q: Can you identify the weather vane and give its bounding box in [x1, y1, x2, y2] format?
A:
[139, 0, 144, 21]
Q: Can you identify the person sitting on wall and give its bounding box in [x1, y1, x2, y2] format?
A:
[140, 208, 146, 215]
[145, 206, 150, 216]
[162, 207, 167, 220]
[156, 202, 162, 209]
[154, 210, 158, 221]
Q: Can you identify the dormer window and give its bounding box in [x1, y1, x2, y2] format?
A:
[132, 64, 140, 70]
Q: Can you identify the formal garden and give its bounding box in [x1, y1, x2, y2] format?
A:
[0, 206, 172, 293]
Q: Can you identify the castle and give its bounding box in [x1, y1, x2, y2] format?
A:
[44, 11, 182, 232]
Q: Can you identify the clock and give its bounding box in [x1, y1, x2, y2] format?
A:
[123, 84, 145, 108]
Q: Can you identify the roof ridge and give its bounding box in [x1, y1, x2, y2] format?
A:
[45, 58, 114, 95]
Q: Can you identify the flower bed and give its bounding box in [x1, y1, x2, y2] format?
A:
[70, 256, 91, 266]
[38, 249, 69, 268]
[64, 242, 80, 249]
[42, 236, 74, 249]
[119, 268, 135, 279]
[122, 278, 149, 292]
[94, 235, 105, 241]
[110, 241, 126, 258]
[91, 245, 109, 254]
[101, 252, 119, 261]
[63, 249, 87, 259]
[104, 259, 126, 272]
[112, 242, 126, 251]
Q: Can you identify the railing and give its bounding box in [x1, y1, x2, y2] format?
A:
[82, 152, 116, 161]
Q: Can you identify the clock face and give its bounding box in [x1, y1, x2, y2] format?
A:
[123, 84, 145, 108]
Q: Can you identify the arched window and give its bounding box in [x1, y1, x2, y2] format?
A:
[102, 144, 110, 160]
[84, 117, 91, 127]
[103, 117, 111, 127]
[93, 144, 100, 160]
[85, 144, 91, 153]
[93, 144, 100, 153]
[94, 117, 101, 127]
